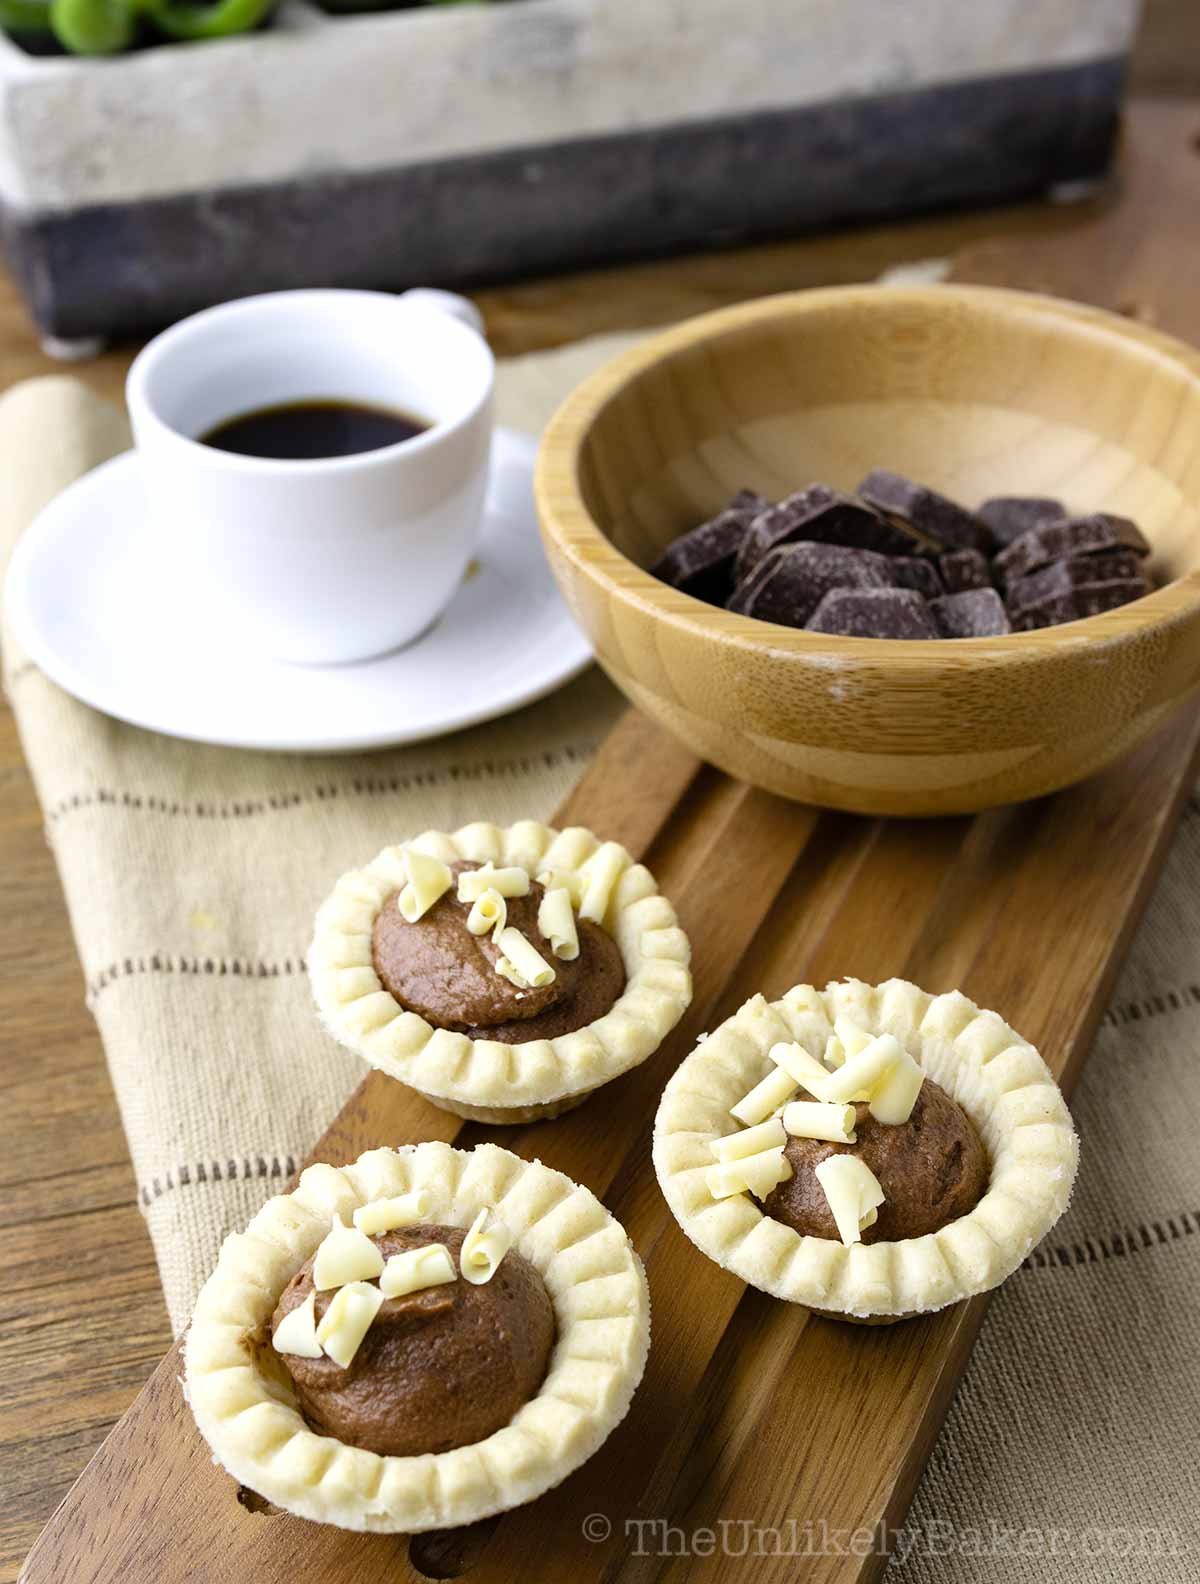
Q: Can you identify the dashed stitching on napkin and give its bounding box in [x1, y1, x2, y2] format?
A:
[87, 953, 305, 1003]
[1021, 1211, 1198, 1271]
[42, 744, 597, 825]
[1102, 985, 1200, 1026]
[139, 1153, 299, 1207]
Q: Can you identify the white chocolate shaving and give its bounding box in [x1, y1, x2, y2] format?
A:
[710, 1116, 787, 1162]
[782, 1100, 858, 1143]
[465, 888, 507, 937]
[312, 1215, 385, 1291]
[869, 1046, 926, 1124]
[397, 848, 453, 923]
[537, 887, 579, 961]
[814, 1155, 886, 1247]
[271, 1290, 322, 1359]
[536, 867, 582, 905]
[315, 1280, 385, 1368]
[820, 1033, 905, 1106]
[352, 1191, 431, 1236]
[824, 1035, 846, 1069]
[770, 1040, 832, 1096]
[379, 1242, 457, 1298]
[731, 1064, 798, 1127]
[834, 1016, 874, 1058]
[495, 926, 556, 988]
[459, 1208, 513, 1285]
[707, 1145, 792, 1201]
[457, 864, 531, 903]
[578, 842, 626, 925]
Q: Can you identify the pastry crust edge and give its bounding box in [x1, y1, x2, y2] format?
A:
[652, 978, 1078, 1320]
[184, 1141, 651, 1531]
[307, 821, 692, 1114]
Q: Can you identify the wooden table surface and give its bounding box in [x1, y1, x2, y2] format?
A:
[0, 9, 1196, 1573]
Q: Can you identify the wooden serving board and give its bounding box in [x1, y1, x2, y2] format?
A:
[20, 698, 1200, 1584]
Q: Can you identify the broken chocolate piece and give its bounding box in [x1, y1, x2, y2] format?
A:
[995, 513, 1151, 584]
[650, 489, 766, 604]
[889, 556, 945, 599]
[806, 587, 938, 640]
[1012, 579, 1150, 631]
[938, 549, 992, 594]
[857, 469, 994, 554]
[977, 496, 1067, 546]
[930, 588, 1012, 638]
[729, 542, 892, 626]
[733, 484, 914, 582]
[1006, 551, 1148, 617]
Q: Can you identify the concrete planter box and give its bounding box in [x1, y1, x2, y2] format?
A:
[0, 0, 1139, 340]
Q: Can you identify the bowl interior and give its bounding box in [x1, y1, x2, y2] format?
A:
[575, 293, 1200, 593]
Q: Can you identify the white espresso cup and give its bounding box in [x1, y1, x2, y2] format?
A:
[126, 288, 494, 665]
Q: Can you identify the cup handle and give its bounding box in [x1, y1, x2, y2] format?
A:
[397, 288, 485, 339]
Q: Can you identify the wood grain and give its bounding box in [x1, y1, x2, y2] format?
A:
[2, 85, 1200, 1584]
[536, 279, 1200, 815]
[19, 682, 1200, 1584]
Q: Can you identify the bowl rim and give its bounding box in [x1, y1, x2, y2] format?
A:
[534, 284, 1200, 665]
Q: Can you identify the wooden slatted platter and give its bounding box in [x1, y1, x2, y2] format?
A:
[20, 697, 1200, 1584]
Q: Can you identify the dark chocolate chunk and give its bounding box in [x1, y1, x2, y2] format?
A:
[1012, 579, 1150, 632]
[650, 489, 767, 604]
[733, 484, 915, 582]
[938, 549, 992, 594]
[806, 587, 938, 640]
[930, 588, 1012, 638]
[1006, 551, 1148, 617]
[889, 556, 945, 599]
[857, 469, 994, 554]
[994, 513, 1151, 584]
[729, 541, 891, 626]
[976, 496, 1067, 546]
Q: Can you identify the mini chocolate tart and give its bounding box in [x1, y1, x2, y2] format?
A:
[652, 979, 1078, 1322]
[308, 822, 691, 1123]
[185, 1142, 651, 1533]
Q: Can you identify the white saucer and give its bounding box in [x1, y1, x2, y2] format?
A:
[5, 428, 592, 753]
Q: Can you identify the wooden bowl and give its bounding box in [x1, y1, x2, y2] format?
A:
[535, 285, 1200, 815]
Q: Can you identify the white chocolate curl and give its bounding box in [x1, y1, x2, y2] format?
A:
[459, 1208, 513, 1285]
[536, 867, 582, 905]
[710, 1116, 786, 1162]
[538, 886, 579, 961]
[578, 842, 627, 926]
[315, 1280, 385, 1368]
[312, 1215, 385, 1291]
[731, 1064, 798, 1127]
[398, 848, 453, 923]
[272, 1290, 322, 1359]
[782, 1100, 857, 1143]
[869, 1046, 925, 1124]
[820, 1033, 905, 1106]
[814, 1155, 886, 1247]
[352, 1191, 431, 1236]
[707, 1145, 792, 1201]
[495, 926, 556, 988]
[834, 1015, 874, 1058]
[457, 864, 531, 903]
[379, 1243, 457, 1298]
[770, 1040, 833, 1097]
[466, 888, 507, 937]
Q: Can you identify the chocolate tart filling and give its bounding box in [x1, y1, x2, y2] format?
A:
[271, 1222, 555, 1458]
[372, 861, 625, 1042]
[763, 1077, 988, 1244]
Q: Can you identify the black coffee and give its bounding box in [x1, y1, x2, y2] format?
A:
[201, 398, 428, 460]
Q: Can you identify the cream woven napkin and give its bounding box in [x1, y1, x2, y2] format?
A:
[2, 356, 1197, 1582]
